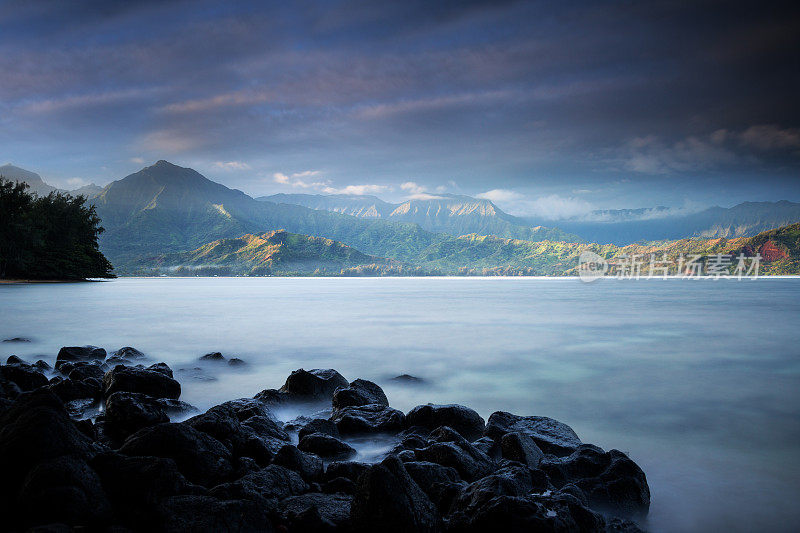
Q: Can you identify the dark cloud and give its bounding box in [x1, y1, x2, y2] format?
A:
[0, 0, 798, 209]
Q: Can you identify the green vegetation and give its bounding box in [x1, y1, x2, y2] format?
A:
[0, 178, 114, 280]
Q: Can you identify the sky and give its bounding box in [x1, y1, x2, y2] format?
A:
[1, 0, 799, 218]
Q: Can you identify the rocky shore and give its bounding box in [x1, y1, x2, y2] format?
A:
[0, 346, 650, 532]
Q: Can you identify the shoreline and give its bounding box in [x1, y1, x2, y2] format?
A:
[0, 348, 651, 532]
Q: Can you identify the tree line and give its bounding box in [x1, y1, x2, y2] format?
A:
[0, 178, 114, 279]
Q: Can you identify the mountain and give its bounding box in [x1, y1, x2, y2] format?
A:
[259, 192, 580, 242]
[127, 229, 394, 276]
[258, 193, 395, 218]
[70, 183, 104, 198]
[416, 223, 800, 275]
[93, 160, 454, 268]
[0, 164, 59, 196]
[524, 201, 800, 245]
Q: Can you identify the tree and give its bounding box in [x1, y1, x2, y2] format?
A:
[0, 178, 114, 279]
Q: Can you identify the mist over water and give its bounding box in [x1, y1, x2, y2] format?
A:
[2, 277, 799, 532]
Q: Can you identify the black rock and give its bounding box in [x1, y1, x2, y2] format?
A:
[450, 465, 545, 517]
[485, 411, 582, 456]
[66, 361, 106, 382]
[406, 404, 485, 441]
[33, 360, 52, 372]
[3, 337, 31, 343]
[0, 390, 97, 528]
[332, 379, 389, 409]
[147, 362, 174, 378]
[112, 347, 146, 360]
[403, 461, 461, 497]
[176, 366, 218, 382]
[210, 463, 308, 503]
[280, 368, 349, 401]
[184, 400, 290, 465]
[228, 357, 247, 366]
[331, 404, 406, 435]
[280, 492, 353, 531]
[102, 365, 181, 400]
[414, 428, 495, 482]
[7, 355, 24, 364]
[104, 391, 169, 441]
[391, 374, 424, 384]
[200, 351, 225, 361]
[299, 433, 357, 461]
[273, 444, 324, 481]
[323, 476, 357, 494]
[472, 436, 502, 461]
[155, 398, 199, 417]
[157, 495, 273, 532]
[118, 423, 234, 487]
[17, 455, 112, 528]
[351, 455, 440, 533]
[90, 452, 195, 527]
[56, 346, 106, 366]
[500, 431, 544, 468]
[0, 361, 48, 391]
[540, 444, 650, 519]
[299, 418, 341, 440]
[324, 460, 370, 483]
[48, 376, 101, 402]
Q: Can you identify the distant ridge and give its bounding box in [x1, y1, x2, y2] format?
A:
[259, 192, 579, 242]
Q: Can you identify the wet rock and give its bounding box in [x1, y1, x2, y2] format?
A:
[280, 492, 353, 531]
[324, 460, 370, 483]
[332, 379, 389, 409]
[7, 355, 24, 364]
[103, 356, 131, 366]
[406, 404, 485, 441]
[48, 376, 101, 402]
[90, 452, 195, 527]
[0, 390, 97, 528]
[450, 465, 545, 518]
[157, 495, 273, 532]
[66, 361, 106, 382]
[200, 351, 225, 361]
[17, 455, 112, 528]
[391, 374, 424, 384]
[323, 476, 356, 494]
[403, 461, 461, 497]
[472, 436, 501, 461]
[56, 346, 106, 366]
[331, 404, 406, 435]
[485, 411, 582, 456]
[500, 431, 544, 468]
[228, 357, 247, 367]
[0, 361, 49, 391]
[447, 492, 609, 533]
[210, 464, 308, 503]
[155, 398, 199, 418]
[184, 400, 290, 465]
[540, 444, 650, 519]
[102, 365, 181, 400]
[33, 360, 51, 372]
[351, 455, 440, 533]
[414, 428, 495, 482]
[3, 337, 31, 343]
[147, 362, 174, 378]
[280, 368, 349, 401]
[104, 392, 169, 441]
[112, 347, 146, 360]
[64, 398, 99, 419]
[273, 444, 324, 482]
[299, 418, 341, 440]
[118, 423, 233, 487]
[0, 376, 22, 401]
[176, 366, 218, 382]
[299, 433, 357, 461]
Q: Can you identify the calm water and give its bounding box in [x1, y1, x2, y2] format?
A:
[2, 277, 799, 532]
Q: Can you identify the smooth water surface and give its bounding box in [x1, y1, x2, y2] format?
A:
[2, 277, 799, 532]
